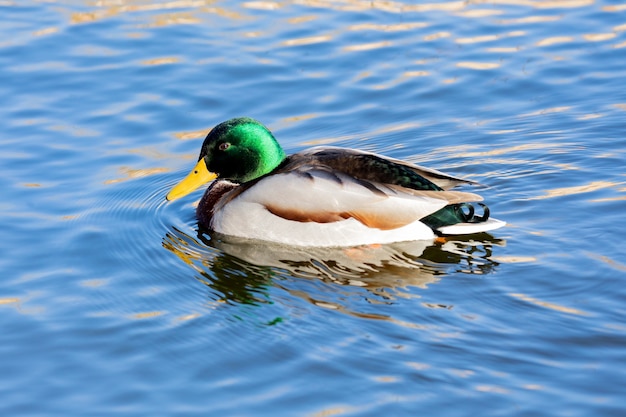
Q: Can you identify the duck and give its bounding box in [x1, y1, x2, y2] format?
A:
[166, 117, 505, 247]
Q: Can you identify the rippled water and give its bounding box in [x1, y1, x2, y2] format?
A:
[2, 0, 626, 415]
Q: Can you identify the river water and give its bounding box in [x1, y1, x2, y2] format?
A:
[1, 1, 625, 415]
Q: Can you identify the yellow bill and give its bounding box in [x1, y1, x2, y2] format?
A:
[166, 158, 217, 201]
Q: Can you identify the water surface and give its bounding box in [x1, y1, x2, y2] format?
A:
[1, 1, 625, 415]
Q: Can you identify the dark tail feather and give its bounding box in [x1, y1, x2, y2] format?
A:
[422, 203, 490, 232]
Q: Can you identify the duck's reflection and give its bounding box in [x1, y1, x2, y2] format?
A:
[162, 227, 504, 308]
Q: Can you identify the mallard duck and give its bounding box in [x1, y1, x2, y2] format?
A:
[166, 117, 505, 247]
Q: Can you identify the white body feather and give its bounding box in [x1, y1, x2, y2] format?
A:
[210, 168, 503, 247]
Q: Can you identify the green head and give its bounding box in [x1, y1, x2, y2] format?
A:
[199, 117, 286, 183]
[166, 117, 286, 201]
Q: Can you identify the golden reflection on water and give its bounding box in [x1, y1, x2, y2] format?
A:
[456, 62, 501, 70]
[276, 113, 320, 126]
[32, 27, 59, 37]
[498, 15, 562, 24]
[583, 33, 617, 42]
[491, 255, 537, 263]
[311, 406, 356, 417]
[423, 31, 451, 41]
[588, 253, 626, 272]
[589, 195, 626, 203]
[536, 36, 574, 47]
[141, 57, 181, 66]
[176, 312, 202, 321]
[281, 35, 332, 47]
[534, 0, 594, 8]
[143, 12, 202, 26]
[0, 297, 43, 315]
[348, 22, 429, 32]
[455, 34, 500, 44]
[509, 293, 588, 316]
[174, 129, 211, 140]
[80, 279, 108, 287]
[242, 1, 282, 11]
[287, 14, 317, 24]
[131, 310, 164, 319]
[528, 180, 622, 200]
[104, 166, 171, 184]
[475, 384, 509, 394]
[521, 106, 572, 117]
[603, 4, 626, 12]
[342, 40, 393, 52]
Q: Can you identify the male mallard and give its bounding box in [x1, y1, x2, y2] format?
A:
[166, 117, 505, 247]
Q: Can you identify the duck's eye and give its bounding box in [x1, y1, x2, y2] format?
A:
[218, 142, 230, 151]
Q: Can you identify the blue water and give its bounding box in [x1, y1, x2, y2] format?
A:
[1, 1, 626, 415]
